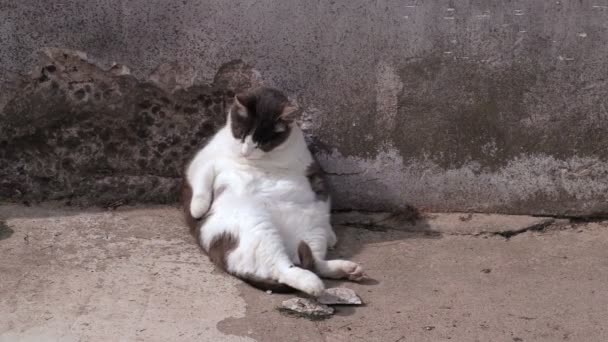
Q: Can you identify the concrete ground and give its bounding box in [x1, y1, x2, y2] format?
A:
[1, 204, 607, 342]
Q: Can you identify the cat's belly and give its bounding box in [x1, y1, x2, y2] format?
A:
[211, 166, 332, 254]
[214, 166, 330, 221]
[252, 180, 331, 234]
[252, 178, 313, 202]
[215, 166, 317, 204]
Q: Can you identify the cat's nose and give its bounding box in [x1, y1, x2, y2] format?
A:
[240, 143, 255, 157]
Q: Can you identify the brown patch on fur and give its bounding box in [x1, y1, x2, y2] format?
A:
[297, 241, 315, 271]
[208, 232, 239, 271]
[306, 159, 329, 201]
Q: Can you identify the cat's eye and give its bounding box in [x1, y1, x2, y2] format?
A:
[274, 123, 286, 133]
[236, 109, 248, 118]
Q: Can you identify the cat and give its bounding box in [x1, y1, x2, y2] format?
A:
[181, 87, 365, 296]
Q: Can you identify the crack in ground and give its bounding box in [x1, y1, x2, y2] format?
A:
[335, 217, 576, 239]
[488, 219, 556, 239]
[339, 220, 559, 239]
[333, 210, 606, 240]
[546, 215, 608, 224]
[338, 221, 442, 237]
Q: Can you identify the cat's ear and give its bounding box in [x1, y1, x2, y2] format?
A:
[280, 104, 300, 122]
[233, 94, 253, 117]
[235, 92, 256, 108]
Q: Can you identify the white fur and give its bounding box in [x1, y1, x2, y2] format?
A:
[186, 113, 364, 296]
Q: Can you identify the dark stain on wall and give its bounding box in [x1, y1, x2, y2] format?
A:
[0, 50, 258, 206]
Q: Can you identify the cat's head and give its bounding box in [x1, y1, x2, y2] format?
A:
[229, 87, 299, 159]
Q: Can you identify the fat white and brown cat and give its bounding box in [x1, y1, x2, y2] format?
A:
[181, 87, 365, 296]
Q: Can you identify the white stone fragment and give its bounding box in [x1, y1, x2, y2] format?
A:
[318, 288, 363, 305]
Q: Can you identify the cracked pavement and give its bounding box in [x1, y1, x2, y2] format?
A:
[1, 203, 607, 341]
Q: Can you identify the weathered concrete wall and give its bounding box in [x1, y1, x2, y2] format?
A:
[0, 49, 259, 206]
[2, 1, 608, 215]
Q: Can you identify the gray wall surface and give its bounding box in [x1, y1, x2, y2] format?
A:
[2, 0, 608, 216]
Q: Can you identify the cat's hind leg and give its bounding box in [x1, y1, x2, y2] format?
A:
[223, 218, 325, 297]
[275, 262, 325, 296]
[315, 259, 366, 281]
[300, 238, 366, 281]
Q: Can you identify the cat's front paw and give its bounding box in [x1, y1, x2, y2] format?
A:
[190, 194, 211, 218]
[301, 275, 325, 297]
[344, 262, 366, 282]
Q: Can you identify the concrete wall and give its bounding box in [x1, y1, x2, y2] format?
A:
[2, 0, 608, 216]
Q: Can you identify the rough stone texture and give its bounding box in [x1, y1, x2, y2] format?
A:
[279, 298, 334, 319]
[2, 1, 608, 215]
[4, 204, 608, 341]
[318, 287, 363, 305]
[0, 48, 259, 206]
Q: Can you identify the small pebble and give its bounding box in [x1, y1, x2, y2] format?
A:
[266, 290, 272, 294]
